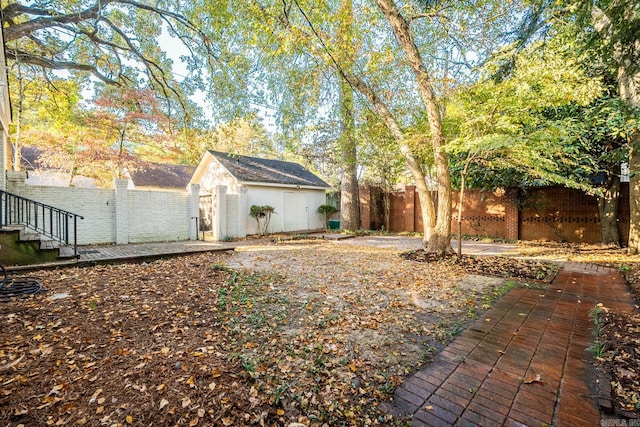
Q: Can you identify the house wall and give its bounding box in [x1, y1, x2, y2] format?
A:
[244, 185, 326, 235]
[197, 156, 241, 195]
[6, 173, 199, 245]
[207, 184, 326, 239]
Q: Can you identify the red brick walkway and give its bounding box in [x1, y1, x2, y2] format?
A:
[392, 262, 636, 426]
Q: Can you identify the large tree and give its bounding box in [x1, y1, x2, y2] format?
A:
[337, 0, 360, 231]
[1, 0, 217, 163]
[584, 1, 640, 252]
[499, 0, 640, 250]
[238, 0, 529, 252]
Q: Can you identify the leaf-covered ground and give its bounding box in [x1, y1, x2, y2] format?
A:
[2, 238, 636, 426]
[0, 239, 524, 426]
[592, 264, 640, 419]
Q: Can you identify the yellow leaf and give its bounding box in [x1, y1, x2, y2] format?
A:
[222, 418, 233, 426]
[156, 384, 166, 394]
[189, 418, 199, 427]
[276, 409, 285, 416]
[186, 376, 196, 388]
[126, 415, 133, 424]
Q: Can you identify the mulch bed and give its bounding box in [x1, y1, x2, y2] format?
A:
[401, 250, 559, 283]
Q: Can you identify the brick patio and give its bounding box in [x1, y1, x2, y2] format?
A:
[392, 262, 636, 426]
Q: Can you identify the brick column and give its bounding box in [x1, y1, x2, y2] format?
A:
[505, 189, 519, 241]
[114, 178, 129, 244]
[0, 133, 7, 191]
[6, 170, 27, 194]
[405, 185, 416, 232]
[359, 186, 371, 230]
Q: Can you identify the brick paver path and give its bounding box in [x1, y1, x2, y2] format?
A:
[392, 262, 636, 426]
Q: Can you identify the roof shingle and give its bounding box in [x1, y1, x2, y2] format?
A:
[209, 151, 330, 188]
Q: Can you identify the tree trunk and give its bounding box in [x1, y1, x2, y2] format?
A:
[598, 168, 621, 246]
[621, 62, 640, 253]
[629, 136, 640, 253]
[343, 73, 437, 243]
[592, 6, 640, 253]
[376, 0, 452, 254]
[338, 0, 360, 231]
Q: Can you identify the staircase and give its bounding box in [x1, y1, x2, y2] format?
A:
[0, 190, 83, 266]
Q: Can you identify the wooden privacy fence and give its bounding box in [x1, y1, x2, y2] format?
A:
[358, 184, 630, 244]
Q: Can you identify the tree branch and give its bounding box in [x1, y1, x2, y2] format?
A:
[5, 48, 119, 85]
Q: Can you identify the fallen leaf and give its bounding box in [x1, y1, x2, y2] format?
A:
[182, 396, 191, 408]
[186, 375, 196, 388]
[159, 399, 169, 410]
[523, 373, 542, 384]
[89, 388, 103, 403]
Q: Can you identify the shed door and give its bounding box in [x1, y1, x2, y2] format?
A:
[283, 192, 308, 232]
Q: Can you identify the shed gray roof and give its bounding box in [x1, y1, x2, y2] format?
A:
[209, 151, 330, 188]
[130, 163, 196, 188]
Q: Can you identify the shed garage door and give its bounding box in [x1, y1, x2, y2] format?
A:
[283, 192, 308, 232]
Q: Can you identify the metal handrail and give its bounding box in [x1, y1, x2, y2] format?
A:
[0, 190, 84, 256]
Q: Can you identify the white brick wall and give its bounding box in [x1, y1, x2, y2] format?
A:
[6, 173, 198, 245]
[127, 189, 192, 243]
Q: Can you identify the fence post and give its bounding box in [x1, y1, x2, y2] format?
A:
[505, 189, 519, 241]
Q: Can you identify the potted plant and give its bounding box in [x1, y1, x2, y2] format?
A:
[317, 204, 339, 230]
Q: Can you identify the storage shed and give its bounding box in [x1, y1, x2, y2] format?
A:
[189, 151, 331, 239]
